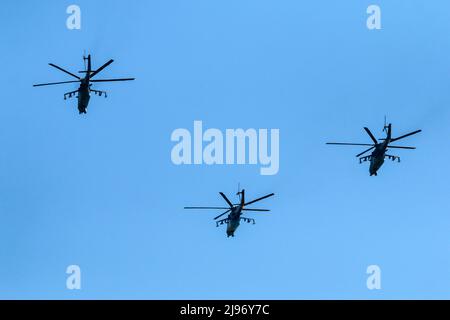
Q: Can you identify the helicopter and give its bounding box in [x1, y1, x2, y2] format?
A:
[184, 187, 275, 237]
[326, 118, 422, 176]
[33, 54, 135, 114]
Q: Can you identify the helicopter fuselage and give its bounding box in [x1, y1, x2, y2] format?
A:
[369, 139, 390, 176]
[226, 205, 243, 237]
[77, 78, 90, 114]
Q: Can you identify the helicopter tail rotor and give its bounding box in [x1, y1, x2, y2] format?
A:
[382, 116, 392, 140]
[83, 50, 87, 71]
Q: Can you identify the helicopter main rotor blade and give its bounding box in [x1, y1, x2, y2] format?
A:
[244, 193, 275, 206]
[387, 146, 416, 149]
[33, 80, 80, 87]
[184, 207, 231, 210]
[390, 130, 422, 143]
[219, 192, 233, 208]
[356, 146, 375, 157]
[89, 59, 114, 78]
[214, 209, 231, 220]
[326, 143, 375, 146]
[242, 209, 270, 212]
[49, 63, 80, 79]
[90, 78, 135, 82]
[364, 127, 378, 144]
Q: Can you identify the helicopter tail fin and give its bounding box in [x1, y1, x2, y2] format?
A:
[382, 116, 392, 140]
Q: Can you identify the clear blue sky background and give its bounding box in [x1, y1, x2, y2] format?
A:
[1, 0, 450, 299]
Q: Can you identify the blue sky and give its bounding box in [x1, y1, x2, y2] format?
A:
[1, 0, 450, 299]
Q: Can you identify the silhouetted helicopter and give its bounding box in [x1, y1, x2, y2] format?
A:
[327, 118, 422, 176]
[184, 187, 274, 237]
[33, 54, 135, 114]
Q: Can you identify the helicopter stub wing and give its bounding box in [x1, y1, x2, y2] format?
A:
[216, 218, 229, 227]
